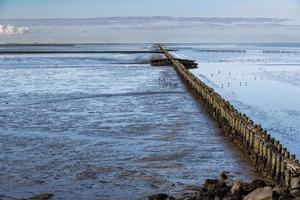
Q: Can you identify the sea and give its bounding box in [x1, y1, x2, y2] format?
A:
[0, 43, 299, 199]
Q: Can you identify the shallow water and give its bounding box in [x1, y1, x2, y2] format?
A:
[0, 44, 259, 199]
[167, 43, 300, 159]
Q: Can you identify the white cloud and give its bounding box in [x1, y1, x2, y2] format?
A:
[0, 24, 30, 35]
[1, 17, 297, 31]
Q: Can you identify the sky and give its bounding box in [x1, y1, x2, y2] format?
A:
[0, 0, 300, 43]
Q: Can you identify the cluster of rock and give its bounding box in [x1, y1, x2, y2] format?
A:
[148, 173, 299, 200]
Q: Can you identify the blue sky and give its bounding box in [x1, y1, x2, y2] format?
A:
[0, 0, 300, 43]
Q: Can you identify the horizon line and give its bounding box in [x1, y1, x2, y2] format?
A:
[1, 42, 300, 45]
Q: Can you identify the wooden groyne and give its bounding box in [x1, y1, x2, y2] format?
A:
[151, 58, 198, 69]
[158, 45, 300, 195]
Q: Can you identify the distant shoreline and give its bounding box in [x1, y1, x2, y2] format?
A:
[1, 42, 300, 46]
[0, 50, 164, 54]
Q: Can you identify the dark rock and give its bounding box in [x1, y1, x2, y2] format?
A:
[204, 179, 219, 190]
[27, 193, 53, 200]
[33, 179, 45, 184]
[272, 186, 287, 196]
[240, 179, 268, 196]
[149, 176, 296, 200]
[179, 191, 207, 200]
[148, 193, 174, 200]
[215, 186, 231, 198]
[249, 179, 267, 190]
[219, 172, 228, 181]
[200, 178, 229, 199]
[291, 190, 300, 198]
[273, 188, 294, 200]
[204, 178, 226, 190]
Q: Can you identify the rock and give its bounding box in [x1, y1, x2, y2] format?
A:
[215, 186, 230, 199]
[272, 186, 286, 195]
[33, 179, 45, 184]
[291, 177, 300, 190]
[204, 179, 219, 190]
[291, 190, 300, 197]
[272, 186, 294, 199]
[183, 185, 204, 192]
[231, 180, 243, 199]
[27, 193, 53, 200]
[148, 193, 174, 200]
[249, 179, 267, 190]
[203, 178, 228, 199]
[243, 187, 272, 200]
[291, 177, 300, 197]
[231, 180, 242, 194]
[240, 179, 268, 196]
[219, 172, 228, 182]
[179, 191, 205, 200]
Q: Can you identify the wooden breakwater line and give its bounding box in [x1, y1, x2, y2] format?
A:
[158, 45, 300, 195]
[151, 58, 198, 69]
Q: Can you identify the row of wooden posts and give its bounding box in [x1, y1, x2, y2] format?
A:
[158, 45, 300, 194]
[151, 58, 198, 69]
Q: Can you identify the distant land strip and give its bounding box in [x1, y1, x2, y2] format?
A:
[0, 50, 168, 54]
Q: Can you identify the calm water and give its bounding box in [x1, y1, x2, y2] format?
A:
[168, 43, 300, 159]
[0, 44, 258, 200]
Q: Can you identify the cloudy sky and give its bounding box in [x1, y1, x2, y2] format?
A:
[0, 0, 300, 43]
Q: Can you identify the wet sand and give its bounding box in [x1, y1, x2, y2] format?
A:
[0, 45, 259, 199]
[168, 43, 300, 159]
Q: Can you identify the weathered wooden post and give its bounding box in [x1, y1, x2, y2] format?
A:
[276, 154, 282, 180]
[285, 169, 291, 187]
[158, 45, 300, 194]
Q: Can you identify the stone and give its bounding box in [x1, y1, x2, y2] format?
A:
[231, 180, 242, 195]
[273, 186, 294, 199]
[148, 193, 174, 200]
[272, 186, 286, 194]
[240, 179, 268, 196]
[291, 190, 300, 197]
[231, 180, 243, 199]
[249, 179, 267, 190]
[204, 179, 219, 190]
[291, 177, 300, 197]
[216, 186, 230, 199]
[243, 187, 272, 200]
[291, 177, 300, 190]
[219, 172, 228, 182]
[27, 193, 53, 200]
